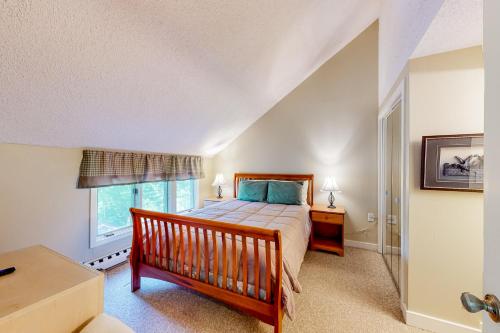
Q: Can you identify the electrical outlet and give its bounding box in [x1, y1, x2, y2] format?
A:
[367, 212, 376, 223]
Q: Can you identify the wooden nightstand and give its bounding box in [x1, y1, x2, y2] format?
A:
[204, 197, 232, 207]
[309, 204, 346, 256]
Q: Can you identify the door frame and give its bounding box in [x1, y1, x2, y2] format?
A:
[377, 77, 410, 317]
[483, 1, 500, 331]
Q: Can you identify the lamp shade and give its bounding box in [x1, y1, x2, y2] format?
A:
[211, 173, 226, 187]
[321, 177, 340, 192]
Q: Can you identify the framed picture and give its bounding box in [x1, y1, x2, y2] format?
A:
[421, 134, 484, 192]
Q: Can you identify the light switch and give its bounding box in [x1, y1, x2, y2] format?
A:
[368, 212, 376, 223]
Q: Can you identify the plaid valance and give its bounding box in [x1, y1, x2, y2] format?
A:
[77, 150, 204, 188]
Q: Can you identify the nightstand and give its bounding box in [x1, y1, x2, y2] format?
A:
[309, 204, 346, 256]
[203, 197, 232, 207]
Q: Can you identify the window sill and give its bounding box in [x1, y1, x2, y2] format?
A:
[90, 227, 132, 249]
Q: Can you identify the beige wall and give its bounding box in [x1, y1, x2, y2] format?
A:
[0, 144, 211, 262]
[208, 22, 379, 244]
[199, 157, 215, 203]
[0, 144, 131, 262]
[408, 47, 484, 328]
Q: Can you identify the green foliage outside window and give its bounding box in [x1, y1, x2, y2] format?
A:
[96, 180, 195, 236]
[97, 184, 135, 235]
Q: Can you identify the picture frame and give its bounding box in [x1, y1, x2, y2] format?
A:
[421, 134, 484, 192]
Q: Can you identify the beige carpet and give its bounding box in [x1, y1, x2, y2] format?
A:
[104, 248, 426, 333]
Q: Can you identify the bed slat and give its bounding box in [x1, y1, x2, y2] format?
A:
[265, 240, 271, 302]
[231, 234, 238, 292]
[242, 235, 248, 296]
[179, 224, 185, 275]
[151, 219, 157, 267]
[203, 229, 209, 283]
[164, 221, 170, 271]
[195, 227, 201, 279]
[137, 218, 144, 262]
[171, 222, 177, 273]
[254, 238, 260, 299]
[144, 219, 151, 265]
[222, 232, 227, 289]
[212, 230, 218, 287]
[187, 225, 193, 277]
[157, 220, 163, 269]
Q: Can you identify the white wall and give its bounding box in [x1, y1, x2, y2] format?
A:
[378, 0, 443, 105]
[407, 47, 484, 330]
[0, 144, 210, 262]
[209, 22, 379, 245]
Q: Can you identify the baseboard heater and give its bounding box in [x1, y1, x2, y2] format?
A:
[84, 248, 131, 270]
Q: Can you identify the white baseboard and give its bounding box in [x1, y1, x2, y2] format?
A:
[344, 240, 378, 251]
[406, 309, 481, 333]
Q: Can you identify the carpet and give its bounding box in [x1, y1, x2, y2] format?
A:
[104, 248, 426, 333]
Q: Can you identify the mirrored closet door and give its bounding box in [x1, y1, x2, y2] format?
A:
[383, 101, 402, 291]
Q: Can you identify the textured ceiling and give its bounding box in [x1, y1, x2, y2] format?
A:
[0, 1, 380, 155]
[378, 0, 444, 105]
[412, 0, 483, 58]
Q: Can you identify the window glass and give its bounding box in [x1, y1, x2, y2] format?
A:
[96, 184, 135, 235]
[142, 182, 168, 213]
[176, 179, 195, 212]
[93, 180, 197, 245]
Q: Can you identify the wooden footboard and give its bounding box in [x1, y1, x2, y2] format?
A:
[129, 208, 284, 333]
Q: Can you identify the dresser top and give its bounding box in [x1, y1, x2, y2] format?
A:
[0, 245, 102, 319]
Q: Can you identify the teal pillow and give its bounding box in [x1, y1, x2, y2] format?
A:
[267, 181, 303, 205]
[237, 180, 268, 202]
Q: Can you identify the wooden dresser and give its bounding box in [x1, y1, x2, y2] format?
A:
[309, 205, 346, 256]
[0, 245, 104, 333]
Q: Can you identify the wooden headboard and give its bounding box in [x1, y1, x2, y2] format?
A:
[233, 173, 314, 206]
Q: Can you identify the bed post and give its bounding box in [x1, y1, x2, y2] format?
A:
[130, 211, 141, 292]
[273, 230, 283, 333]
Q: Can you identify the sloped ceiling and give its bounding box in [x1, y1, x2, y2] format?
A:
[412, 0, 483, 58]
[378, 0, 444, 105]
[0, 1, 380, 155]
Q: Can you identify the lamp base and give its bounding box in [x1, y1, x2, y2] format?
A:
[327, 191, 336, 209]
[217, 186, 223, 199]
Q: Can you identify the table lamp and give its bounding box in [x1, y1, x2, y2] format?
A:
[321, 177, 340, 208]
[211, 173, 226, 199]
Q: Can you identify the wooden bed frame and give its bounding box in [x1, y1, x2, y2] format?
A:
[130, 173, 314, 333]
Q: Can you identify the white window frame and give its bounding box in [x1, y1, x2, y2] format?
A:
[90, 180, 199, 248]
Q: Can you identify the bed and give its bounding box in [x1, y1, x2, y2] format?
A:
[129, 173, 314, 333]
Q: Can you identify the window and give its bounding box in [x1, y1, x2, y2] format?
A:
[176, 179, 196, 213]
[90, 180, 198, 247]
[96, 184, 136, 236]
[141, 182, 169, 213]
